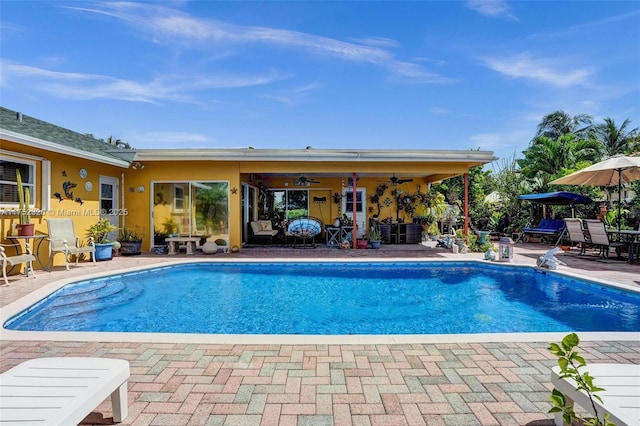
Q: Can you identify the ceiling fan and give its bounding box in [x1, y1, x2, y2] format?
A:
[297, 175, 321, 184]
[389, 174, 413, 186]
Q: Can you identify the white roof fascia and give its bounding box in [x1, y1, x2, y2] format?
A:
[1, 129, 131, 168]
[135, 149, 496, 163]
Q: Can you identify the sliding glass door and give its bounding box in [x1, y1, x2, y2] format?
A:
[152, 181, 229, 244]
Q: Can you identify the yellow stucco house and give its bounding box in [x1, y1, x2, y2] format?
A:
[1, 106, 495, 267]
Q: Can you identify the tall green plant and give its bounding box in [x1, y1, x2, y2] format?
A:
[16, 170, 30, 224]
[548, 333, 613, 426]
[86, 218, 117, 244]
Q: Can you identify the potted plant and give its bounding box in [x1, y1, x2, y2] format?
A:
[15, 170, 34, 236]
[454, 228, 466, 249]
[119, 227, 143, 255]
[369, 224, 382, 249]
[153, 229, 169, 246]
[86, 218, 117, 261]
[428, 222, 440, 241]
[161, 217, 179, 237]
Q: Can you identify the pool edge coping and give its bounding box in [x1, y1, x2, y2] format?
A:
[2, 258, 639, 345]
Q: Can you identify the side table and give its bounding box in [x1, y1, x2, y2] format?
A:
[325, 227, 341, 247]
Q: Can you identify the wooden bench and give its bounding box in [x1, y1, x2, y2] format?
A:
[166, 237, 201, 255]
[551, 363, 640, 426]
[0, 357, 130, 425]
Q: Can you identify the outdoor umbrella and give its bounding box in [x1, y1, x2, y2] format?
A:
[550, 155, 640, 231]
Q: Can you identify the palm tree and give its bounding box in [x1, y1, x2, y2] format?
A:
[518, 134, 600, 187]
[594, 117, 639, 157]
[535, 110, 593, 140]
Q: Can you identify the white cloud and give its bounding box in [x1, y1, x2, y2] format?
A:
[352, 36, 400, 49]
[427, 107, 451, 114]
[0, 61, 283, 103]
[466, 0, 517, 20]
[129, 131, 214, 149]
[70, 2, 449, 84]
[470, 128, 530, 153]
[481, 53, 593, 87]
[259, 82, 321, 105]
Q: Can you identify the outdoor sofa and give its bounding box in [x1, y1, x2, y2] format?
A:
[521, 219, 566, 244]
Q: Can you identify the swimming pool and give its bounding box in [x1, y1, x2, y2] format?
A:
[4, 261, 640, 335]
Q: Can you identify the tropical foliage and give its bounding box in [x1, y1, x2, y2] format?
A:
[431, 110, 639, 235]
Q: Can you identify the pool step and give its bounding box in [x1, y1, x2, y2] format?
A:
[18, 280, 143, 326]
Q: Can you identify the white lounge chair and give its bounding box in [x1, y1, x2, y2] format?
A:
[46, 218, 96, 270]
[0, 357, 130, 425]
[551, 363, 640, 426]
[0, 243, 36, 286]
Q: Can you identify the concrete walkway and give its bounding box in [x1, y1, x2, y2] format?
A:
[1, 243, 638, 425]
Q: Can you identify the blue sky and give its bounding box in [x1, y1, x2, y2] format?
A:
[1, 1, 639, 164]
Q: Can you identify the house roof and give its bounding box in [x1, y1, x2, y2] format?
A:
[135, 148, 496, 181]
[135, 148, 495, 164]
[0, 107, 132, 167]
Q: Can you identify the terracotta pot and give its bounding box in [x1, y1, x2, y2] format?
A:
[16, 223, 35, 236]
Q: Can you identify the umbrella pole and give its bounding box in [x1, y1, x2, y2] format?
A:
[617, 169, 622, 232]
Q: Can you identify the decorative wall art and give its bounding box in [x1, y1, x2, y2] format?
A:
[62, 181, 77, 200]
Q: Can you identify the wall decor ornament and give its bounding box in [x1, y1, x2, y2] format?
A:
[79, 168, 87, 179]
[85, 181, 93, 191]
[62, 181, 77, 200]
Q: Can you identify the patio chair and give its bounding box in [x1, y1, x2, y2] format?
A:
[583, 219, 624, 259]
[287, 216, 322, 248]
[248, 220, 279, 245]
[0, 243, 36, 286]
[563, 218, 591, 255]
[46, 218, 96, 270]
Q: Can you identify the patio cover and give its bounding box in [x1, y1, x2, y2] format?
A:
[518, 191, 593, 205]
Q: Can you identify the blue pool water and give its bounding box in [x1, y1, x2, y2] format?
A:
[5, 262, 640, 335]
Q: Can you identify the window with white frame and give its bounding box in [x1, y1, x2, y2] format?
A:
[0, 159, 35, 207]
[173, 184, 185, 212]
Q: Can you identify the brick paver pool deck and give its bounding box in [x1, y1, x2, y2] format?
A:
[1, 243, 638, 425]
